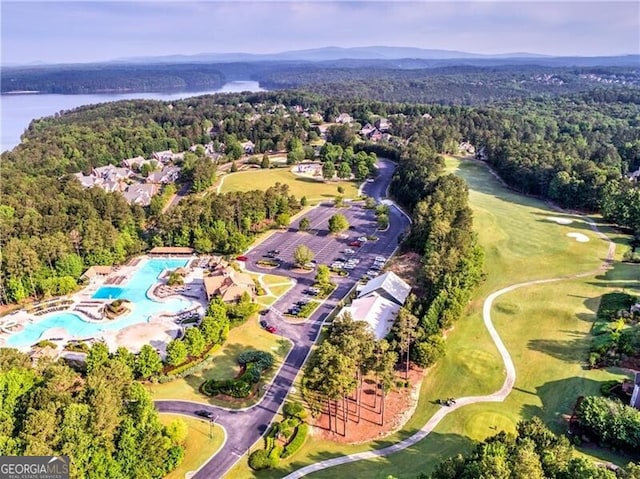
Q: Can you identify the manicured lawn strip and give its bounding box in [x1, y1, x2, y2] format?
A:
[268, 284, 294, 298]
[159, 413, 225, 479]
[261, 274, 293, 287]
[224, 156, 637, 478]
[148, 320, 291, 408]
[220, 169, 358, 202]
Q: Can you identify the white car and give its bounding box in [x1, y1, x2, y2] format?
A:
[358, 236, 368, 242]
[343, 248, 355, 254]
[375, 256, 386, 262]
[331, 262, 345, 269]
[344, 264, 355, 270]
[366, 270, 379, 277]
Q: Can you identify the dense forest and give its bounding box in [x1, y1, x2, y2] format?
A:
[260, 65, 640, 105]
[0, 348, 185, 478]
[2, 63, 225, 94]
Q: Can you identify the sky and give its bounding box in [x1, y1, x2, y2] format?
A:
[1, 1, 639, 65]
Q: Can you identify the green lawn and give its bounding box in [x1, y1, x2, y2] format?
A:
[223, 156, 639, 478]
[220, 168, 359, 202]
[148, 320, 291, 408]
[159, 413, 225, 479]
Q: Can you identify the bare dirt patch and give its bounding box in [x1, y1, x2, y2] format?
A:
[386, 252, 422, 292]
[310, 366, 423, 444]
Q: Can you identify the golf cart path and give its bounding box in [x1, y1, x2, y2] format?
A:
[282, 214, 615, 479]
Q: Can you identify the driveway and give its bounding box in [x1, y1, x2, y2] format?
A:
[155, 158, 410, 479]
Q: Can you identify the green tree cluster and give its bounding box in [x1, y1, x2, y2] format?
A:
[0, 348, 184, 477]
[427, 416, 638, 479]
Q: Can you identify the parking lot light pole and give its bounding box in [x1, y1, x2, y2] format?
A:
[209, 414, 218, 439]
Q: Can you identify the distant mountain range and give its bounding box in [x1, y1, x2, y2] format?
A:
[113, 46, 552, 64]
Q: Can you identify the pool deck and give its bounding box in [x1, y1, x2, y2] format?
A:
[0, 255, 209, 354]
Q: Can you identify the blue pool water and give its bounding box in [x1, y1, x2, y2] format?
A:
[6, 258, 191, 348]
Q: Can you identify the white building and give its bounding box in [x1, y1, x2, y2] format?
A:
[340, 271, 412, 340]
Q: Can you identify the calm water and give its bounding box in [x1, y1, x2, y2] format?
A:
[0, 80, 265, 153]
[6, 258, 190, 348]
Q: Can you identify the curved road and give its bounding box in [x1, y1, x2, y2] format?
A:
[155, 159, 410, 479]
[282, 214, 616, 478]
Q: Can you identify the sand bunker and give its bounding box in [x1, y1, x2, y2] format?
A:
[567, 232, 589, 242]
[547, 216, 573, 225]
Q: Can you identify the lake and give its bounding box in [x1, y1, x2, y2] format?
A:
[0, 80, 265, 153]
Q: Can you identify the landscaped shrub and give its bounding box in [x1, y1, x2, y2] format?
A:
[202, 350, 274, 398]
[283, 401, 307, 420]
[237, 350, 274, 371]
[35, 340, 57, 349]
[65, 341, 89, 353]
[248, 450, 271, 471]
[281, 423, 308, 458]
[268, 445, 283, 467]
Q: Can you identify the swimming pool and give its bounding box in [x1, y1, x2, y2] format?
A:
[6, 258, 192, 348]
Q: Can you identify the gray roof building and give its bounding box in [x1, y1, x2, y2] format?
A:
[357, 271, 411, 306]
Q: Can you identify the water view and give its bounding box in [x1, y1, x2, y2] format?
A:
[6, 258, 191, 348]
[1, 80, 265, 152]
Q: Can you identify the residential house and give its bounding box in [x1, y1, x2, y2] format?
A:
[627, 168, 640, 182]
[121, 156, 151, 170]
[73, 172, 100, 188]
[92, 164, 132, 182]
[122, 183, 158, 206]
[375, 118, 392, 132]
[152, 150, 175, 164]
[368, 129, 383, 142]
[360, 123, 375, 137]
[335, 113, 353, 124]
[631, 372, 640, 410]
[147, 166, 181, 184]
[203, 265, 255, 302]
[357, 271, 411, 306]
[241, 141, 255, 155]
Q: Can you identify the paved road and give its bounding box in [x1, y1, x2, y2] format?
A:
[281, 211, 617, 478]
[155, 158, 410, 479]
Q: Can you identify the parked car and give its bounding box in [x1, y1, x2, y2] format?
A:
[259, 319, 268, 328]
[268, 249, 280, 255]
[366, 178, 375, 183]
[357, 236, 368, 242]
[236, 255, 248, 261]
[266, 326, 277, 334]
[259, 309, 270, 316]
[343, 248, 355, 254]
[195, 410, 214, 419]
[349, 241, 362, 247]
[375, 256, 386, 262]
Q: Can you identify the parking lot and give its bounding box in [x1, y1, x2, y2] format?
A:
[245, 200, 408, 325]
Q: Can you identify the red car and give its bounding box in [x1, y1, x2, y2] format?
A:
[236, 255, 248, 261]
[348, 241, 362, 247]
[266, 326, 277, 334]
